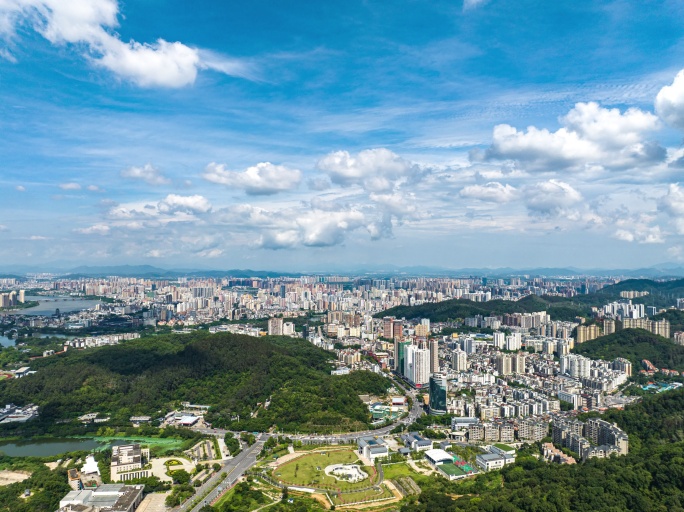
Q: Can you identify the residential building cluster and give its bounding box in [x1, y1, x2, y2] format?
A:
[552, 416, 628, 460]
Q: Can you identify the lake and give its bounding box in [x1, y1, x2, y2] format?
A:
[7, 296, 101, 316]
[0, 333, 70, 348]
[0, 437, 169, 457]
[0, 438, 106, 457]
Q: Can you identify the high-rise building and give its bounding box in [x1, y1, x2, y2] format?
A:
[496, 353, 512, 376]
[428, 374, 448, 415]
[493, 331, 505, 349]
[268, 317, 284, 336]
[405, 344, 430, 386]
[505, 333, 521, 351]
[383, 317, 395, 339]
[429, 339, 439, 374]
[393, 321, 403, 340]
[576, 324, 602, 343]
[452, 349, 467, 372]
[603, 319, 615, 335]
[512, 352, 526, 374]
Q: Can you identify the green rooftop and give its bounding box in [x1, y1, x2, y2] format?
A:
[494, 443, 515, 452]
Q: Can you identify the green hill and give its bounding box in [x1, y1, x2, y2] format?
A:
[375, 294, 591, 322]
[574, 328, 684, 371]
[653, 309, 684, 332]
[0, 332, 390, 434]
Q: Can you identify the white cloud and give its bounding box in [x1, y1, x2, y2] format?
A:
[75, 224, 110, 235]
[0, 225, 7, 232]
[158, 194, 211, 213]
[484, 102, 664, 172]
[524, 180, 582, 215]
[0, 0, 253, 88]
[613, 225, 664, 244]
[87, 185, 101, 191]
[203, 162, 302, 195]
[28, 235, 49, 240]
[655, 70, 684, 130]
[121, 164, 170, 185]
[460, 182, 518, 203]
[659, 183, 684, 217]
[59, 182, 81, 190]
[196, 248, 223, 258]
[463, 0, 489, 11]
[15, 185, 25, 192]
[257, 209, 368, 249]
[97, 36, 200, 88]
[317, 148, 416, 192]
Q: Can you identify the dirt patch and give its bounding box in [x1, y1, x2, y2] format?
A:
[311, 493, 331, 509]
[0, 470, 31, 486]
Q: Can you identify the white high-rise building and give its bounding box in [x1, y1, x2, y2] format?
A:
[405, 345, 430, 386]
[493, 331, 505, 349]
[505, 333, 522, 351]
[452, 349, 468, 372]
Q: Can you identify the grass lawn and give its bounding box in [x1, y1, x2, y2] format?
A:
[86, 436, 186, 449]
[381, 463, 421, 480]
[274, 449, 377, 491]
[330, 484, 394, 506]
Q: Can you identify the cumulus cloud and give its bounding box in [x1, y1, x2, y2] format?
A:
[0, 225, 8, 232]
[524, 180, 582, 215]
[75, 224, 110, 235]
[121, 164, 170, 185]
[659, 183, 684, 217]
[484, 102, 664, 172]
[15, 185, 25, 192]
[203, 162, 302, 195]
[614, 226, 664, 244]
[655, 70, 684, 130]
[0, 0, 253, 87]
[317, 148, 417, 192]
[158, 194, 211, 213]
[257, 209, 368, 249]
[460, 182, 518, 203]
[59, 182, 81, 190]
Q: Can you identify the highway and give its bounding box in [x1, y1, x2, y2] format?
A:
[178, 435, 269, 512]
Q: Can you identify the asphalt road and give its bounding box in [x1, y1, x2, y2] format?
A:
[178, 435, 269, 512]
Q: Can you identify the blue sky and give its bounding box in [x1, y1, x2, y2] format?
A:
[2, 0, 684, 271]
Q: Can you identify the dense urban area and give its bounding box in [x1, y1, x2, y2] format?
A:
[0, 271, 683, 511]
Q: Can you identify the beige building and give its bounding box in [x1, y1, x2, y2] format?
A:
[111, 444, 150, 482]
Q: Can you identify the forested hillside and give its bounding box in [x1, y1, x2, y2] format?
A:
[402, 389, 684, 512]
[574, 328, 684, 371]
[375, 294, 591, 322]
[375, 278, 684, 323]
[0, 332, 390, 434]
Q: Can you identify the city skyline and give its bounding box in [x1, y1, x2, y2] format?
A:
[2, 1, 684, 269]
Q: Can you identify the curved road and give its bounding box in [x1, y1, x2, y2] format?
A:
[181, 379, 425, 510]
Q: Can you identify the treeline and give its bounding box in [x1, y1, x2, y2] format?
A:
[402, 389, 684, 512]
[574, 328, 684, 371]
[0, 331, 390, 434]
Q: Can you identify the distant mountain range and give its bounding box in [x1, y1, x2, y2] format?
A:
[3, 263, 684, 278]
